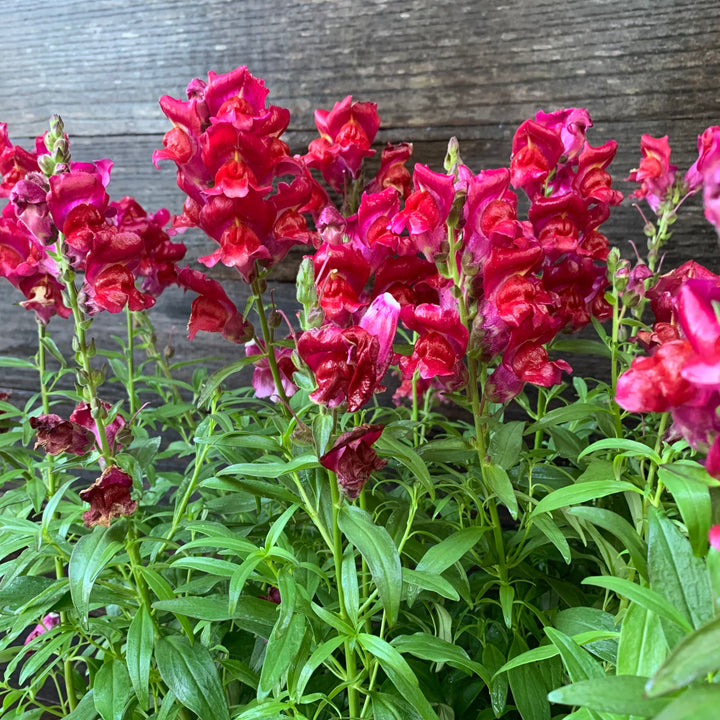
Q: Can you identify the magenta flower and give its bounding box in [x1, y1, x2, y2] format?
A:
[627, 134, 677, 212]
[685, 125, 720, 192]
[313, 242, 371, 325]
[677, 279, 720, 388]
[364, 142, 413, 199]
[390, 164, 456, 261]
[535, 108, 592, 161]
[510, 120, 564, 199]
[304, 95, 381, 192]
[399, 303, 468, 381]
[245, 340, 298, 402]
[0, 123, 47, 197]
[320, 424, 387, 498]
[24, 613, 60, 646]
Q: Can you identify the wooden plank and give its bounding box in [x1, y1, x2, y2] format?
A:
[1, 0, 719, 395]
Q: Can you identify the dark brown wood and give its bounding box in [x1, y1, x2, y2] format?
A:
[2, 0, 720, 392]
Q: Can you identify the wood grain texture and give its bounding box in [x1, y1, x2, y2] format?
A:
[1, 0, 719, 390]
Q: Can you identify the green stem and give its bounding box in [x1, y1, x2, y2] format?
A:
[251, 277, 290, 409]
[534, 389, 547, 450]
[445, 223, 506, 579]
[126, 306, 138, 416]
[37, 321, 76, 712]
[329, 473, 359, 719]
[127, 522, 158, 628]
[56, 233, 113, 464]
[610, 295, 624, 438]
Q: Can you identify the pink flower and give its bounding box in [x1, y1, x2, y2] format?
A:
[615, 340, 696, 413]
[535, 108, 592, 161]
[320, 424, 387, 498]
[79, 466, 138, 527]
[677, 279, 720, 388]
[709, 524, 720, 552]
[399, 304, 468, 381]
[685, 126, 720, 192]
[364, 142, 413, 199]
[0, 123, 47, 197]
[627, 134, 677, 212]
[24, 613, 60, 645]
[245, 340, 297, 402]
[313, 242, 371, 325]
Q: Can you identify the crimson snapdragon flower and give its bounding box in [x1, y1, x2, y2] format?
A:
[627, 134, 677, 212]
[297, 293, 399, 412]
[155, 67, 322, 283]
[79, 466, 138, 528]
[177, 267, 253, 344]
[304, 95, 381, 193]
[320, 424, 387, 498]
[616, 275, 720, 478]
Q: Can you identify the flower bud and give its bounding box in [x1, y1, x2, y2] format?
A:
[444, 136, 462, 174]
[37, 154, 56, 177]
[268, 309, 282, 329]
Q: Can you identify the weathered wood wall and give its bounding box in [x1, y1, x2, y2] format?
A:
[2, 0, 720, 396]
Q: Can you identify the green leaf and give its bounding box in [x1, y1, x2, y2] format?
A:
[357, 634, 439, 720]
[507, 637, 551, 720]
[531, 480, 641, 517]
[156, 634, 230, 720]
[415, 526, 486, 576]
[568, 506, 648, 579]
[483, 463, 519, 519]
[341, 547, 360, 624]
[544, 628, 604, 682]
[525, 403, 612, 432]
[371, 691, 426, 720]
[291, 636, 345, 702]
[658, 464, 712, 556]
[581, 576, 693, 633]
[548, 676, 671, 716]
[201, 475, 299, 504]
[577, 438, 662, 464]
[653, 685, 720, 720]
[197, 355, 260, 407]
[488, 421, 525, 470]
[68, 522, 126, 627]
[94, 659, 131, 720]
[153, 596, 276, 637]
[127, 604, 154, 709]
[554, 608, 618, 665]
[648, 508, 713, 631]
[495, 631, 619, 676]
[258, 613, 306, 699]
[218, 454, 318, 479]
[376, 435, 434, 498]
[616, 603, 667, 677]
[391, 633, 491, 686]
[338, 505, 402, 627]
[64, 690, 98, 720]
[532, 513, 571, 563]
[402, 568, 459, 601]
[646, 615, 720, 696]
